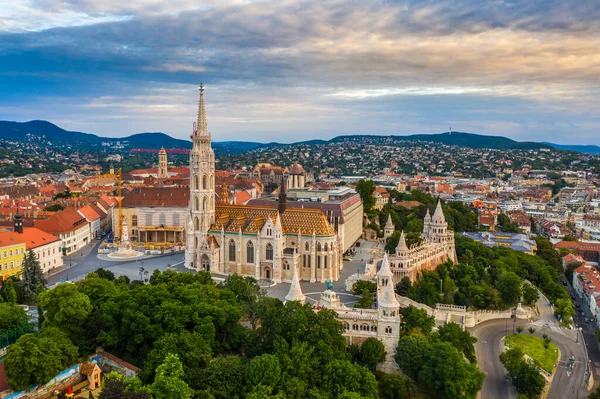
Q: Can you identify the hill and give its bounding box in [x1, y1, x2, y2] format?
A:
[330, 132, 552, 150]
[544, 143, 600, 155]
[0, 120, 574, 154]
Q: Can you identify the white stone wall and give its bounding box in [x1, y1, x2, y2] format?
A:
[60, 223, 91, 255]
[35, 241, 64, 272]
[339, 199, 364, 253]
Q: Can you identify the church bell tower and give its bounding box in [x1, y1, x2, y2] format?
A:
[185, 84, 216, 269]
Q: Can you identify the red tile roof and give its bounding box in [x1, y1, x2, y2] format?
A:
[35, 208, 88, 235]
[0, 227, 60, 249]
[78, 206, 101, 222]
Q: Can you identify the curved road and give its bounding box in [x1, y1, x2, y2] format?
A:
[470, 319, 589, 399]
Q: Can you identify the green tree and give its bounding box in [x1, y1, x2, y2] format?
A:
[420, 341, 485, 399]
[395, 334, 432, 379]
[499, 347, 524, 374]
[355, 289, 375, 309]
[356, 180, 376, 214]
[246, 354, 282, 390]
[399, 306, 435, 336]
[38, 283, 92, 340]
[521, 283, 539, 306]
[358, 337, 386, 371]
[3, 279, 17, 305]
[4, 329, 78, 391]
[395, 277, 412, 297]
[151, 353, 193, 399]
[322, 360, 379, 399]
[143, 331, 212, 388]
[0, 303, 28, 334]
[21, 250, 46, 300]
[512, 361, 545, 398]
[377, 374, 409, 399]
[95, 268, 116, 281]
[100, 371, 150, 399]
[588, 385, 600, 399]
[437, 322, 477, 363]
[199, 356, 247, 399]
[496, 272, 522, 306]
[554, 297, 575, 324]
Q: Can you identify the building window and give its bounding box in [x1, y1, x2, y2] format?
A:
[229, 240, 236, 262]
[195, 196, 200, 211]
[283, 261, 290, 271]
[10, 261, 14, 269]
[16, 261, 20, 267]
[9, 250, 12, 257]
[195, 217, 199, 231]
[305, 242, 309, 252]
[193, 175, 199, 190]
[324, 256, 328, 269]
[202, 175, 207, 190]
[303, 254, 306, 267]
[266, 243, 273, 260]
[317, 243, 322, 252]
[132, 215, 138, 227]
[385, 327, 392, 334]
[317, 256, 321, 269]
[247, 241, 254, 263]
[324, 243, 328, 251]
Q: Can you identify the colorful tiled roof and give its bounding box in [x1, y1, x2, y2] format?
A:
[211, 204, 335, 236]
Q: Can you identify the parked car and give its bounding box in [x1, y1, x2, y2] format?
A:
[585, 318, 590, 323]
[580, 310, 586, 317]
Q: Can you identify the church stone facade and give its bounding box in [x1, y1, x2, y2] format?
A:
[184, 86, 343, 283]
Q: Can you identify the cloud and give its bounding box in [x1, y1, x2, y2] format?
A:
[0, 0, 599, 143]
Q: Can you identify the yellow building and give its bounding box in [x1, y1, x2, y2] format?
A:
[0, 232, 27, 279]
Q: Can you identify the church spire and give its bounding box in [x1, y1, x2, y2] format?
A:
[197, 83, 208, 136]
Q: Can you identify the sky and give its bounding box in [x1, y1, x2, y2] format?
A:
[0, 0, 599, 144]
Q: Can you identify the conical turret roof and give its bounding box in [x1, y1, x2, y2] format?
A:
[432, 199, 445, 223]
[377, 252, 393, 278]
[379, 278, 400, 309]
[385, 214, 394, 228]
[395, 230, 408, 252]
[285, 264, 306, 303]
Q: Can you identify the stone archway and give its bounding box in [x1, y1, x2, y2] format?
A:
[200, 254, 210, 271]
[264, 267, 271, 280]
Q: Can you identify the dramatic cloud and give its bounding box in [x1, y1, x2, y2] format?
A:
[0, 0, 598, 143]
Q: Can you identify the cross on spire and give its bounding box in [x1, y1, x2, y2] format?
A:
[196, 83, 208, 136]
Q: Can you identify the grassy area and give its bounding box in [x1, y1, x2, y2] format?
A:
[505, 333, 559, 373]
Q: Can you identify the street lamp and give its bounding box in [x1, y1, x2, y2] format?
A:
[138, 260, 145, 282]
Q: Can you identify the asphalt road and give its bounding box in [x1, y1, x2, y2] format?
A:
[46, 238, 187, 286]
[471, 318, 589, 399]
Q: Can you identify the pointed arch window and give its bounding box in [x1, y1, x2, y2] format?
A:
[203, 197, 207, 212]
[194, 196, 200, 211]
[324, 243, 328, 251]
[266, 243, 273, 260]
[194, 217, 199, 231]
[229, 239, 236, 262]
[193, 175, 199, 190]
[305, 242, 310, 252]
[247, 241, 254, 263]
[317, 243, 322, 252]
[202, 175, 207, 190]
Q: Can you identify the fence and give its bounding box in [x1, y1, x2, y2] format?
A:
[0, 324, 35, 351]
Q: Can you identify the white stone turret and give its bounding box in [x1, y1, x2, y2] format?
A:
[395, 230, 408, 253]
[429, 199, 448, 243]
[384, 214, 394, 239]
[285, 264, 306, 303]
[423, 208, 431, 237]
[377, 252, 393, 297]
[378, 276, 400, 311]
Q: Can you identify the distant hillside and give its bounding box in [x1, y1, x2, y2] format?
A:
[0, 120, 584, 155]
[545, 142, 600, 155]
[330, 132, 552, 150]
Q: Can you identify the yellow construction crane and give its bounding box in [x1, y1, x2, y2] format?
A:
[94, 168, 123, 240]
